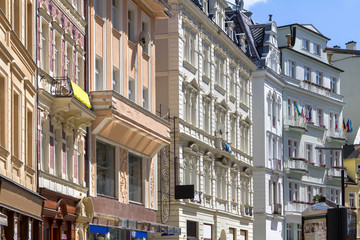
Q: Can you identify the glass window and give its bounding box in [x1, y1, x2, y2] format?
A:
[349, 193, 355, 207]
[286, 224, 292, 240]
[142, 87, 149, 110]
[304, 67, 310, 81]
[315, 71, 323, 85]
[187, 221, 197, 238]
[113, 67, 120, 93]
[302, 39, 309, 51]
[129, 153, 143, 203]
[95, 56, 103, 90]
[288, 60, 296, 78]
[96, 141, 116, 197]
[317, 108, 323, 126]
[330, 77, 337, 93]
[128, 77, 136, 102]
[314, 43, 321, 55]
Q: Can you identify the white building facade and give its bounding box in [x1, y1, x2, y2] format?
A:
[154, 0, 257, 239]
[278, 24, 345, 240]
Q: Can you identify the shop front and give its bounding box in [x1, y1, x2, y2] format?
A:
[0, 175, 44, 239]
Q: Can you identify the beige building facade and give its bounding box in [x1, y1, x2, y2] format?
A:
[0, 1, 44, 239]
[88, 0, 174, 238]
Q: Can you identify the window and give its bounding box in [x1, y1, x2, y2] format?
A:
[141, 16, 150, 54]
[297, 224, 302, 240]
[13, 91, 20, 157]
[330, 150, 340, 166]
[288, 60, 296, 78]
[54, 35, 61, 77]
[302, 39, 309, 51]
[335, 114, 339, 132]
[215, 56, 224, 87]
[0, 76, 5, 146]
[127, 2, 137, 42]
[112, 0, 120, 30]
[40, 21, 49, 72]
[230, 118, 236, 146]
[183, 153, 199, 191]
[240, 230, 247, 240]
[289, 183, 293, 201]
[294, 183, 298, 200]
[288, 139, 298, 158]
[40, 121, 48, 171]
[54, 129, 61, 176]
[287, 99, 298, 118]
[112, 67, 120, 93]
[128, 77, 136, 102]
[191, 93, 197, 126]
[94, 0, 105, 17]
[317, 149, 324, 165]
[95, 56, 104, 90]
[305, 144, 312, 162]
[286, 224, 291, 240]
[142, 87, 149, 110]
[202, 44, 210, 77]
[203, 162, 211, 195]
[231, 173, 237, 203]
[26, 1, 33, 53]
[203, 98, 210, 133]
[307, 186, 312, 202]
[203, 224, 212, 240]
[66, 45, 73, 78]
[330, 77, 337, 93]
[317, 108, 323, 126]
[216, 168, 226, 199]
[187, 221, 197, 238]
[184, 32, 195, 64]
[313, 43, 321, 55]
[349, 193, 355, 207]
[129, 153, 143, 203]
[229, 228, 236, 240]
[304, 66, 310, 81]
[96, 141, 115, 197]
[26, 109, 33, 168]
[315, 71, 323, 85]
[230, 68, 235, 96]
[77, 55, 84, 88]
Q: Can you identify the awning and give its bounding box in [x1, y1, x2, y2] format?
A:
[0, 212, 7, 226]
[71, 80, 91, 109]
[131, 231, 147, 238]
[89, 225, 109, 234]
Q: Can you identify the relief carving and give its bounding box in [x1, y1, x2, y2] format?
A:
[119, 148, 128, 203]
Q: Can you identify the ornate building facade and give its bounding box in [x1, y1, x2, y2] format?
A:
[87, 0, 174, 238]
[36, 0, 95, 239]
[154, 0, 256, 239]
[278, 24, 345, 240]
[0, 1, 44, 239]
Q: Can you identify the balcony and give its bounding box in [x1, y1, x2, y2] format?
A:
[284, 115, 307, 133]
[327, 130, 346, 144]
[327, 167, 347, 179]
[300, 80, 331, 97]
[285, 201, 310, 214]
[272, 158, 282, 171]
[284, 157, 308, 174]
[241, 204, 253, 218]
[273, 203, 282, 215]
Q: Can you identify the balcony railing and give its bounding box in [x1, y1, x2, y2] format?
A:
[300, 80, 331, 97]
[272, 158, 282, 171]
[51, 77, 73, 97]
[327, 130, 346, 140]
[327, 167, 347, 178]
[285, 157, 308, 173]
[285, 201, 309, 213]
[284, 115, 306, 129]
[241, 204, 253, 217]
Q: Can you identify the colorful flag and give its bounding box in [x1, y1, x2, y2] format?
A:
[347, 119, 350, 133]
[350, 120, 353, 133]
[335, 121, 338, 130]
[343, 119, 346, 131]
[301, 108, 305, 118]
[308, 108, 312, 122]
[294, 104, 301, 117]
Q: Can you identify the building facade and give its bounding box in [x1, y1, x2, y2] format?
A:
[87, 0, 173, 239]
[36, 0, 95, 239]
[155, 0, 256, 239]
[0, 1, 44, 239]
[324, 42, 360, 144]
[278, 24, 345, 240]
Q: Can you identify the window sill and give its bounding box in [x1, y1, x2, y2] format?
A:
[129, 200, 144, 206]
[229, 95, 236, 103]
[202, 75, 211, 85]
[183, 60, 197, 74]
[240, 102, 249, 112]
[214, 83, 225, 96]
[97, 193, 117, 200]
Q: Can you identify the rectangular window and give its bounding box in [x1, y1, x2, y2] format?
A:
[112, 67, 120, 93]
[297, 224, 302, 240]
[349, 193, 355, 207]
[305, 144, 312, 162]
[13, 92, 20, 157]
[230, 68, 235, 96]
[317, 108, 323, 126]
[96, 141, 116, 197]
[203, 224, 212, 240]
[229, 228, 236, 240]
[26, 110, 33, 168]
[112, 0, 120, 30]
[318, 149, 324, 165]
[304, 66, 310, 81]
[67, 45, 73, 79]
[95, 56, 104, 90]
[314, 43, 321, 55]
[315, 71, 323, 85]
[307, 186, 312, 202]
[0, 77, 5, 146]
[240, 230, 247, 240]
[142, 87, 149, 110]
[54, 35, 61, 77]
[288, 60, 296, 78]
[128, 77, 136, 102]
[289, 183, 293, 201]
[94, 0, 104, 18]
[26, 1, 33, 54]
[302, 39, 309, 51]
[129, 153, 143, 203]
[202, 44, 210, 77]
[330, 77, 337, 93]
[41, 21, 49, 72]
[286, 224, 291, 240]
[187, 221, 197, 238]
[203, 100, 210, 133]
[127, 3, 137, 43]
[77, 55, 84, 88]
[288, 139, 298, 158]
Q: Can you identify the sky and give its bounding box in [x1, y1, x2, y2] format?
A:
[228, 0, 360, 48]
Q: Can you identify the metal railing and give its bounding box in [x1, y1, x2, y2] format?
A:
[284, 115, 307, 129]
[300, 80, 330, 97]
[50, 77, 73, 97]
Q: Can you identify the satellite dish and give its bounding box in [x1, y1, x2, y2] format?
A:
[138, 30, 150, 47]
[217, 123, 225, 135]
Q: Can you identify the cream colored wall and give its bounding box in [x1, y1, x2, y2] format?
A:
[0, 2, 37, 191]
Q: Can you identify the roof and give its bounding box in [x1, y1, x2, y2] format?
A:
[324, 47, 360, 55]
[343, 144, 359, 159]
[278, 23, 330, 41]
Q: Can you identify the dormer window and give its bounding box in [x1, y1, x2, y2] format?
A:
[225, 21, 234, 40]
[302, 39, 309, 51]
[313, 43, 321, 55]
[203, 0, 209, 14]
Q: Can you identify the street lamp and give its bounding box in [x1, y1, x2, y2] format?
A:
[315, 146, 345, 206]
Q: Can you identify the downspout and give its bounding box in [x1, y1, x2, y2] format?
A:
[35, 0, 39, 195]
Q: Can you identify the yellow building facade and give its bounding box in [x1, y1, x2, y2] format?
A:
[344, 145, 360, 239]
[0, 1, 44, 238]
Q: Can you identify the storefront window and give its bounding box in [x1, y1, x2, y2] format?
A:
[96, 141, 116, 197]
[129, 153, 142, 203]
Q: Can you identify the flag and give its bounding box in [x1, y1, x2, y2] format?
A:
[335, 121, 338, 130]
[301, 108, 305, 118]
[343, 119, 346, 132]
[347, 119, 350, 133]
[308, 108, 312, 122]
[294, 104, 300, 117]
[350, 120, 353, 133]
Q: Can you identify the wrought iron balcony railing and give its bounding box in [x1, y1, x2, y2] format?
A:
[50, 77, 73, 97]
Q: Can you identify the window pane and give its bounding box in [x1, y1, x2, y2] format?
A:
[129, 153, 142, 203]
[96, 141, 115, 197]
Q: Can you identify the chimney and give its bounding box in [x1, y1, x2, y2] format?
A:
[346, 41, 357, 50]
[333, 45, 340, 49]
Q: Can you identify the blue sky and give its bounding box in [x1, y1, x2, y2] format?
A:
[228, 0, 360, 48]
